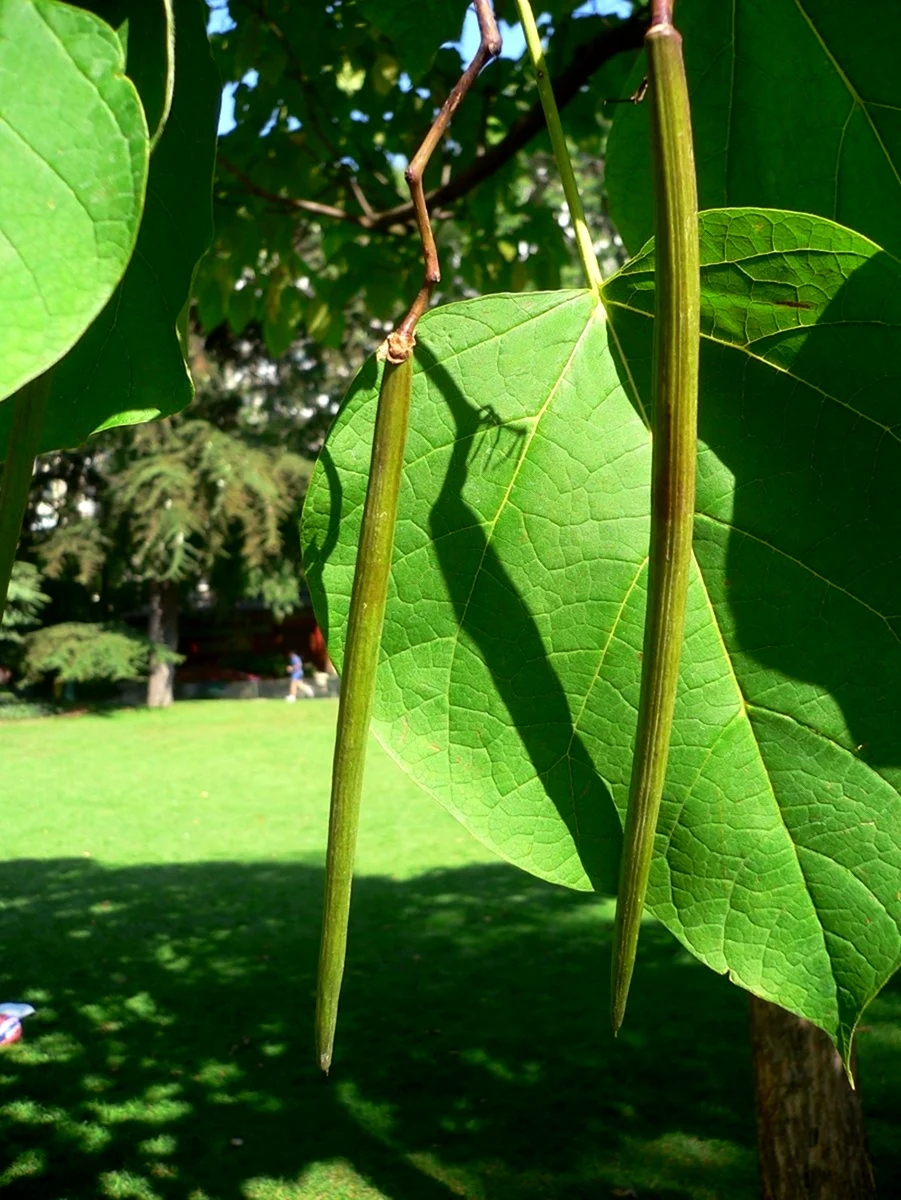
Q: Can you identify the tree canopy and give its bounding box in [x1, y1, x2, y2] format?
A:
[200, 0, 646, 353]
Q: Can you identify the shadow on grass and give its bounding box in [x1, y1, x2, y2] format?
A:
[0, 859, 895, 1199]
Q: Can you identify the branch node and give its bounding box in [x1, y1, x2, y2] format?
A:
[386, 329, 416, 363]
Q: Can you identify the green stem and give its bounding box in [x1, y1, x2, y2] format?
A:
[513, 0, 603, 298]
[610, 6, 699, 1031]
[316, 353, 413, 1074]
[0, 372, 52, 619]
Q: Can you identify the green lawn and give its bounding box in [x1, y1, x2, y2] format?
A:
[0, 700, 898, 1199]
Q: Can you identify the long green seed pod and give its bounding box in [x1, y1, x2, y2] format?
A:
[611, 5, 700, 1032]
[0, 372, 52, 619]
[316, 352, 413, 1074]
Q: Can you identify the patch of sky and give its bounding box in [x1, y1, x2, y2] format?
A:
[458, 1, 632, 59]
[574, 0, 633, 15]
[218, 69, 257, 137]
[207, 0, 235, 35]
[259, 110, 301, 138]
[457, 11, 526, 63]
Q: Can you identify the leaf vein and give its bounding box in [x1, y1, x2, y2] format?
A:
[696, 511, 901, 645]
[793, 0, 901, 194]
[606, 298, 901, 445]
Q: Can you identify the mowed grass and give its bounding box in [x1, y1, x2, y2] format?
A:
[0, 700, 898, 1200]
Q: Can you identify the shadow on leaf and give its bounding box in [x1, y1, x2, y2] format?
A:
[420, 345, 623, 894]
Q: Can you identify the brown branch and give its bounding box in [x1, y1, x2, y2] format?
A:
[220, 12, 647, 234]
[651, 0, 672, 28]
[347, 173, 376, 220]
[373, 11, 647, 230]
[387, 0, 501, 360]
[218, 156, 365, 224]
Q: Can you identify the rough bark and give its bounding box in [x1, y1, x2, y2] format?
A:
[147, 579, 179, 709]
[749, 995, 876, 1200]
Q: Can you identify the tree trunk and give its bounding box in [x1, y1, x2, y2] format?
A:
[147, 579, 179, 708]
[749, 995, 876, 1200]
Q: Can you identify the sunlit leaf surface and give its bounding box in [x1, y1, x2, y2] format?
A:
[0, 0, 148, 403]
[304, 209, 901, 1055]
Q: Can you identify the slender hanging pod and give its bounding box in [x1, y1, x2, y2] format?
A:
[316, 353, 412, 1073]
[315, 1, 501, 1073]
[610, 0, 700, 1031]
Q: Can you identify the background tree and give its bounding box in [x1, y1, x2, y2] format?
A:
[199, 0, 643, 354]
[13, 0, 637, 705]
[30, 338, 311, 708]
[0, 562, 49, 681]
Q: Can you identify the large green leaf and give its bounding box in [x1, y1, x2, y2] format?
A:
[606, 0, 901, 258]
[0, 0, 219, 458]
[302, 209, 901, 1055]
[0, 0, 148, 403]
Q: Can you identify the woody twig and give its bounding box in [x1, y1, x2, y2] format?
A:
[386, 0, 501, 362]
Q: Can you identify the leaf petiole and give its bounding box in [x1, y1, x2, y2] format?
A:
[513, 0, 603, 299]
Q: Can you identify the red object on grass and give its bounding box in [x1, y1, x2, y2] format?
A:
[0, 1003, 35, 1046]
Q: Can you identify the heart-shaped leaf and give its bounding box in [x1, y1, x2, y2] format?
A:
[0, 0, 220, 457]
[0, 0, 148, 403]
[606, 0, 901, 259]
[302, 209, 901, 1056]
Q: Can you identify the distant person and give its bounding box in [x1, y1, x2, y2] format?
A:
[285, 651, 313, 701]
